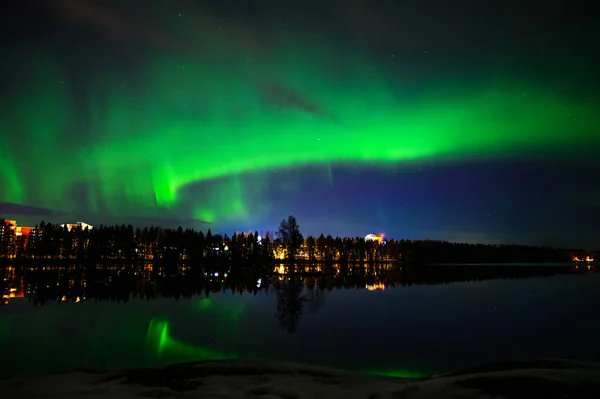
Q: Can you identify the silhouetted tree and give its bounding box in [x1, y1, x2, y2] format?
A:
[278, 216, 303, 264]
[316, 234, 326, 261]
[305, 235, 316, 263]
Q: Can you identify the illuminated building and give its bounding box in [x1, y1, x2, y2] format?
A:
[0, 220, 36, 258]
[0, 222, 9, 245]
[15, 226, 32, 237]
[273, 247, 287, 260]
[60, 221, 94, 231]
[27, 227, 43, 245]
[1, 220, 17, 258]
[365, 233, 384, 244]
[1, 220, 36, 237]
[0, 220, 16, 241]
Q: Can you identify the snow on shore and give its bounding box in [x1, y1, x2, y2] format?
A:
[2, 359, 600, 398]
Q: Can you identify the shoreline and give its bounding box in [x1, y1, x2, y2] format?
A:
[2, 359, 599, 398]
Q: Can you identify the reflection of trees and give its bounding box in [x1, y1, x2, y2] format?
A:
[278, 215, 303, 265]
[305, 278, 325, 314]
[1, 263, 596, 332]
[272, 277, 325, 333]
[274, 277, 306, 333]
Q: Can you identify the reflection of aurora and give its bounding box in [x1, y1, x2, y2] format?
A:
[145, 317, 425, 379]
[363, 369, 427, 379]
[191, 297, 246, 324]
[12, 265, 592, 378]
[146, 318, 235, 363]
[2, 264, 590, 378]
[145, 297, 426, 379]
[144, 297, 247, 364]
[0, 315, 12, 345]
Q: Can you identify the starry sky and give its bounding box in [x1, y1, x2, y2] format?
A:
[1, 0, 599, 248]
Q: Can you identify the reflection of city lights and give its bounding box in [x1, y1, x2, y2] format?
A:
[366, 283, 386, 291]
[60, 295, 82, 302]
[573, 256, 596, 262]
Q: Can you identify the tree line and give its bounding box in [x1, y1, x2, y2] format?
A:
[0, 216, 594, 265]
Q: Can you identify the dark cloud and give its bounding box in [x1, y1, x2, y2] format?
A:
[262, 83, 325, 117]
[0, 202, 65, 217]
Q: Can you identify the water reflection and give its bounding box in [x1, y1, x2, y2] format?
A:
[275, 277, 307, 333]
[1, 263, 595, 327]
[1, 263, 598, 375]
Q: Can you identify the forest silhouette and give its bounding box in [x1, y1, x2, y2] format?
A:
[1, 216, 593, 265]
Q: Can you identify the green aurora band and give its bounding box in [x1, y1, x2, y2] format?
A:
[1, 36, 597, 224]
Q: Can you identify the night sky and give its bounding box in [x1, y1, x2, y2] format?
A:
[1, 0, 599, 248]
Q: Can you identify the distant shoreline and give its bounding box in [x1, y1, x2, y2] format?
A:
[0, 259, 593, 267]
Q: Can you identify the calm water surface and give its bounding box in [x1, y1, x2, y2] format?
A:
[1, 266, 599, 377]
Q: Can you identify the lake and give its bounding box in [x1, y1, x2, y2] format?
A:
[1, 263, 599, 377]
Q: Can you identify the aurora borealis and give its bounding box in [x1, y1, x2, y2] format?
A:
[1, 0, 599, 246]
